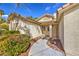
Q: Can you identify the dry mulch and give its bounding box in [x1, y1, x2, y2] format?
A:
[47, 39, 66, 55]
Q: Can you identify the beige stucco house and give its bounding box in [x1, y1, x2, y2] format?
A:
[8, 13, 43, 39]
[8, 13, 57, 39]
[7, 3, 79, 56]
[37, 14, 56, 38]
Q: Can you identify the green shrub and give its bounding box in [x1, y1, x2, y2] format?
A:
[2, 30, 9, 35]
[8, 30, 20, 34]
[0, 23, 9, 30]
[0, 30, 8, 35]
[0, 34, 30, 56]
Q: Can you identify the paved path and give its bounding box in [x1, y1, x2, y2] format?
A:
[28, 39, 65, 56]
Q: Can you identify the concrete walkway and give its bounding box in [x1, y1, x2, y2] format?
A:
[28, 39, 65, 56]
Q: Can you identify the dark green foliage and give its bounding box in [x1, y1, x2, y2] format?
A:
[8, 30, 20, 34]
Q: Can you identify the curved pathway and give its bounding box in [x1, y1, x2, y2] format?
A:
[28, 39, 65, 56]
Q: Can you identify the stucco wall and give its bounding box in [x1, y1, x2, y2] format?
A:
[64, 7, 79, 55]
[59, 16, 64, 47]
[9, 19, 43, 39]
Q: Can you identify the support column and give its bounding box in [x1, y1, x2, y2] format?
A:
[49, 25, 53, 38]
[52, 23, 59, 39]
[45, 26, 48, 32]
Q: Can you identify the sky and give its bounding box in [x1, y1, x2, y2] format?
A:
[0, 3, 65, 18]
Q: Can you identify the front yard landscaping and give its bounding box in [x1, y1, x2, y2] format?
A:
[0, 30, 31, 56]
